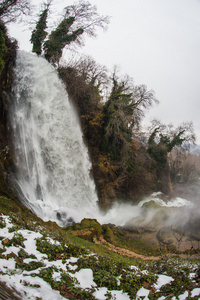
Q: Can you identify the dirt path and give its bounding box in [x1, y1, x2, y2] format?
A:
[93, 235, 160, 261]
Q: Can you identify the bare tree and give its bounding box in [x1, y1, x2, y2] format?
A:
[147, 119, 196, 154]
[68, 55, 108, 89]
[169, 149, 200, 184]
[0, 0, 31, 23]
[59, 56, 109, 117]
[132, 84, 159, 127]
[63, 0, 110, 43]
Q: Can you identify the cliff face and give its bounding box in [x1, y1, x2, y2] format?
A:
[0, 21, 17, 197]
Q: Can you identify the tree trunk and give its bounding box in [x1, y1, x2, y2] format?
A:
[158, 163, 174, 197]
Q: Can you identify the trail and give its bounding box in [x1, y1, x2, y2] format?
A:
[93, 235, 160, 260]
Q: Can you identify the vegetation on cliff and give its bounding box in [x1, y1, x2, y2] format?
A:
[58, 58, 196, 207]
[25, 2, 198, 206]
[0, 18, 17, 198]
[0, 0, 198, 208]
[0, 2, 199, 298]
[30, 1, 109, 65]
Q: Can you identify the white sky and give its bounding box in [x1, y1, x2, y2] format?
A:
[8, 0, 200, 142]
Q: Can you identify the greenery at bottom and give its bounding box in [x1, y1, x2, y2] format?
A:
[0, 195, 199, 300]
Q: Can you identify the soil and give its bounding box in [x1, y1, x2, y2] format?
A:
[72, 217, 200, 260]
[93, 235, 160, 261]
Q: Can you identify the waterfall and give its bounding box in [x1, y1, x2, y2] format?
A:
[9, 51, 192, 228]
[10, 51, 100, 226]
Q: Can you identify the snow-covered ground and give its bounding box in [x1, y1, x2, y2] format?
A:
[0, 214, 199, 299]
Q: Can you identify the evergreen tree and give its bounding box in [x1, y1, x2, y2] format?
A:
[30, 7, 49, 55]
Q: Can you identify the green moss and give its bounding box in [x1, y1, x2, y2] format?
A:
[73, 218, 102, 241]
[0, 195, 141, 265]
[0, 196, 21, 215]
[0, 28, 7, 73]
[115, 234, 160, 256]
[78, 218, 101, 230]
[102, 225, 115, 243]
[0, 193, 199, 299]
[72, 218, 161, 256]
[142, 200, 161, 210]
[0, 193, 199, 280]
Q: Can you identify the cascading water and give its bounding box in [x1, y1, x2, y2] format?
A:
[9, 51, 192, 228]
[10, 51, 101, 226]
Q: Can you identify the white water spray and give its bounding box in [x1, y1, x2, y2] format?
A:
[10, 51, 191, 227]
[10, 51, 102, 225]
[9, 51, 139, 226]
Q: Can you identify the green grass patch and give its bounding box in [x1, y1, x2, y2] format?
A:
[0, 194, 199, 299]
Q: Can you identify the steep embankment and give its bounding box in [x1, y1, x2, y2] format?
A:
[0, 195, 200, 300]
[0, 21, 18, 199]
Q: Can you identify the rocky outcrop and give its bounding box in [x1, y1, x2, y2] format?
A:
[124, 198, 200, 257]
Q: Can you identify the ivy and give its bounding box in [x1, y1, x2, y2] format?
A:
[43, 17, 83, 64]
[30, 8, 49, 55]
[0, 24, 7, 73]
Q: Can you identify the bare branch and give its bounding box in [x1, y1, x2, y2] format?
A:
[62, 0, 110, 45]
[0, 0, 32, 23]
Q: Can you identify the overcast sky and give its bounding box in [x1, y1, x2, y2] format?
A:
[8, 0, 200, 142]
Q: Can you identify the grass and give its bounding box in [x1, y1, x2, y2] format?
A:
[0, 196, 142, 265]
[0, 195, 199, 267]
[0, 194, 200, 299]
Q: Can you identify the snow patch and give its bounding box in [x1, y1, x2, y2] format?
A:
[191, 288, 200, 297]
[154, 274, 174, 290]
[136, 287, 150, 299]
[72, 268, 96, 288]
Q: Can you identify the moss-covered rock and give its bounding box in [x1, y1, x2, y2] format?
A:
[72, 218, 102, 241]
[102, 225, 115, 243]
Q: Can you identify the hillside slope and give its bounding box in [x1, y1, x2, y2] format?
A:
[0, 196, 199, 299]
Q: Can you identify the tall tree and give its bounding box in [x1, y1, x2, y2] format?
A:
[30, 3, 50, 56]
[59, 56, 108, 116]
[43, 17, 84, 64]
[147, 120, 195, 196]
[101, 72, 157, 161]
[62, 1, 109, 42]
[31, 0, 109, 65]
